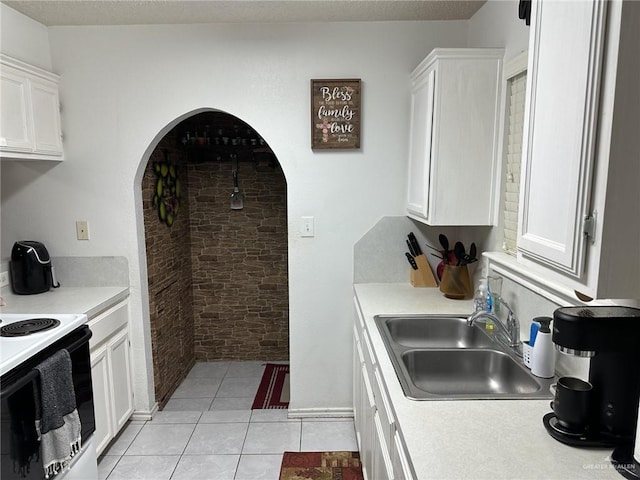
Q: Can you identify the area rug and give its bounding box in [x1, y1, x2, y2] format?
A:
[279, 451, 364, 480]
[252, 363, 290, 409]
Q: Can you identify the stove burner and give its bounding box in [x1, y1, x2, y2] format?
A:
[0, 318, 61, 337]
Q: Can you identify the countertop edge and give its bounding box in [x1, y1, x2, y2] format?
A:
[1, 286, 130, 318]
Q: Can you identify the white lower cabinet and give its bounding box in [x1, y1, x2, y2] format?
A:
[391, 430, 413, 480]
[90, 345, 112, 455]
[372, 410, 394, 480]
[88, 300, 134, 455]
[353, 303, 415, 480]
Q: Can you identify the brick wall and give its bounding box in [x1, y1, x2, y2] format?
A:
[188, 156, 289, 361]
[142, 130, 195, 407]
[143, 124, 289, 406]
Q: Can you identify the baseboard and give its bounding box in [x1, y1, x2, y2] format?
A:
[130, 402, 159, 421]
[287, 407, 354, 419]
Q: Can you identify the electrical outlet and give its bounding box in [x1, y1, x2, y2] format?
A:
[0, 271, 9, 288]
[76, 220, 90, 240]
[301, 216, 315, 237]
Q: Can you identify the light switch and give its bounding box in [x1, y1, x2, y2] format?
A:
[76, 220, 90, 240]
[301, 216, 315, 237]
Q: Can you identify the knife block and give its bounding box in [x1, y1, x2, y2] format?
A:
[410, 254, 438, 288]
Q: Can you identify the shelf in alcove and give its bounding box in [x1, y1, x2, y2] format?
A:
[181, 144, 278, 169]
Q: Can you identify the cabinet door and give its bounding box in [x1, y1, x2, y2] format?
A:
[407, 68, 435, 220]
[407, 49, 503, 226]
[108, 328, 134, 431]
[0, 67, 32, 152]
[30, 77, 63, 155]
[430, 56, 501, 225]
[373, 367, 395, 449]
[359, 363, 376, 480]
[518, 0, 607, 277]
[391, 430, 414, 480]
[353, 330, 363, 447]
[372, 411, 394, 480]
[90, 344, 113, 456]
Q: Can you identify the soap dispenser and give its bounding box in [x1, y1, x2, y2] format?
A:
[531, 317, 555, 378]
[473, 279, 489, 312]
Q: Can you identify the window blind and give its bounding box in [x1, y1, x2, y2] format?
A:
[503, 71, 527, 255]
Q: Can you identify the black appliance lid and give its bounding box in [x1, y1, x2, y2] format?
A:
[12, 241, 51, 264]
[553, 306, 640, 352]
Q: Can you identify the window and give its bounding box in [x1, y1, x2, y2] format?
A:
[502, 52, 528, 255]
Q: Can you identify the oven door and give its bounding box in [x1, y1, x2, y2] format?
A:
[0, 326, 95, 480]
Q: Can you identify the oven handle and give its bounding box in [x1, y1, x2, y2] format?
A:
[0, 326, 92, 398]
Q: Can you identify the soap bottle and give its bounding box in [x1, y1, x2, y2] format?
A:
[473, 279, 493, 330]
[531, 317, 555, 378]
[473, 279, 489, 313]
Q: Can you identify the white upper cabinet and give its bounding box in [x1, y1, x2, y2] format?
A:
[515, 0, 640, 300]
[0, 54, 64, 160]
[407, 48, 503, 226]
[518, 0, 606, 278]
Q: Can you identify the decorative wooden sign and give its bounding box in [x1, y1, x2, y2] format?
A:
[311, 79, 361, 150]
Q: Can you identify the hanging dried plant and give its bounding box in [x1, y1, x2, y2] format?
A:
[152, 150, 181, 227]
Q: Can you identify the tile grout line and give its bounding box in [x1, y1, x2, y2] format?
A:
[103, 420, 146, 480]
[234, 364, 264, 480]
[168, 417, 200, 479]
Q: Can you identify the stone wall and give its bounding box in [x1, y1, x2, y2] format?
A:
[188, 155, 289, 361]
[142, 130, 195, 407]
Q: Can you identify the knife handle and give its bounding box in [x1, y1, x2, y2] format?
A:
[408, 232, 423, 256]
[406, 240, 417, 257]
[405, 252, 418, 270]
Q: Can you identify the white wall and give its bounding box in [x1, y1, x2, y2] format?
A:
[0, 3, 53, 264]
[1, 19, 468, 414]
[468, 0, 530, 254]
[468, 0, 529, 62]
[0, 3, 52, 70]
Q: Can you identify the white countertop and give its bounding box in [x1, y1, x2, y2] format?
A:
[354, 283, 621, 480]
[1, 286, 129, 318]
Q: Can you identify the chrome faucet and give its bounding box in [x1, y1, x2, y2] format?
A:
[467, 300, 522, 356]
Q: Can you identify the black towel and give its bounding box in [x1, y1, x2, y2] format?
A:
[33, 349, 82, 479]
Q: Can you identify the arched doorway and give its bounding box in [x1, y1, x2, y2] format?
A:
[140, 110, 289, 407]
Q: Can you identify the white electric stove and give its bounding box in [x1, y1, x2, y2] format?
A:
[0, 313, 87, 376]
[0, 312, 97, 480]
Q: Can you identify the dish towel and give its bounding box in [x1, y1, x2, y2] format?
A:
[33, 349, 82, 479]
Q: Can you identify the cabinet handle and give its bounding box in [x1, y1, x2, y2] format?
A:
[583, 212, 597, 243]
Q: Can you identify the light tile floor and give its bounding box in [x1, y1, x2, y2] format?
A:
[98, 361, 358, 480]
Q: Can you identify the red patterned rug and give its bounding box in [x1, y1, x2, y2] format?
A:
[279, 451, 364, 480]
[252, 363, 290, 409]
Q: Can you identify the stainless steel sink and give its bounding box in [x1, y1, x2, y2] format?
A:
[374, 315, 554, 400]
[381, 315, 494, 348]
[402, 349, 542, 396]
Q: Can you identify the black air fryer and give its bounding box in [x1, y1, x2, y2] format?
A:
[9, 241, 60, 294]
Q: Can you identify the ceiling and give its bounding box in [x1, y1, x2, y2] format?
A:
[2, 0, 486, 26]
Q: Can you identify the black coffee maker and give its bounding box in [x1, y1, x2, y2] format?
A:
[543, 306, 640, 447]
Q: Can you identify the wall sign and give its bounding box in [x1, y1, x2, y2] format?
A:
[311, 79, 361, 150]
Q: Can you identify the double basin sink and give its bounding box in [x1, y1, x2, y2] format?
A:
[375, 314, 554, 400]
